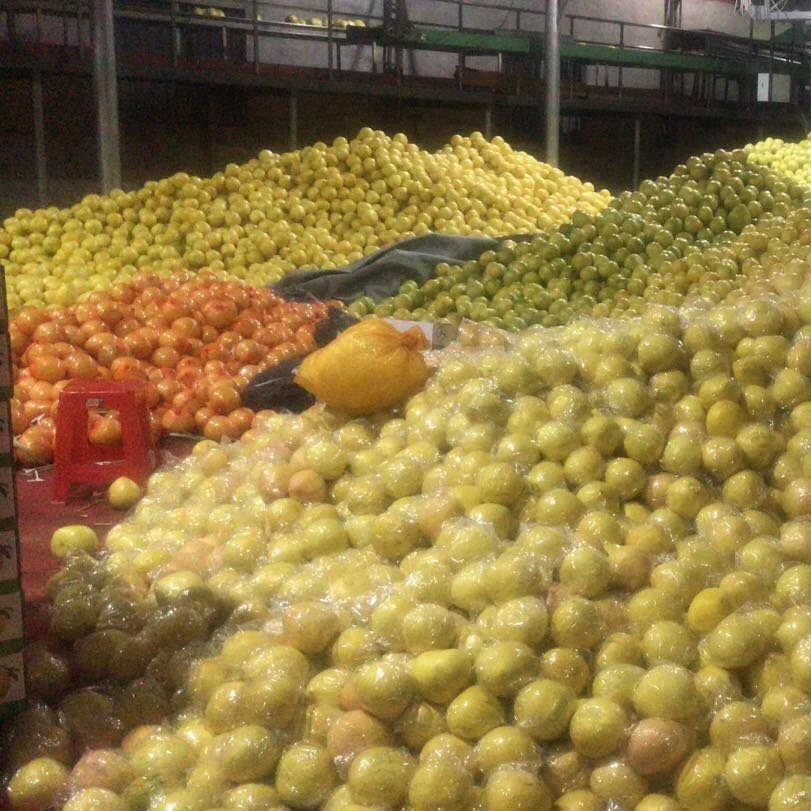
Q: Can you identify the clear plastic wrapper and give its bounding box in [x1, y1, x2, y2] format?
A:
[6, 271, 811, 809]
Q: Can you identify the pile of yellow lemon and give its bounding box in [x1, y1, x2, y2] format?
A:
[0, 130, 610, 313]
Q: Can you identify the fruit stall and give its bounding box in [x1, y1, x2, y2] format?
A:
[0, 127, 810, 811]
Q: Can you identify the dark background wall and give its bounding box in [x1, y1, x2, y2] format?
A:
[1, 74, 806, 217]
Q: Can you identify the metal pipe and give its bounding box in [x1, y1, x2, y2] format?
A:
[92, 0, 122, 192]
[632, 117, 641, 189]
[32, 70, 48, 206]
[545, 0, 560, 167]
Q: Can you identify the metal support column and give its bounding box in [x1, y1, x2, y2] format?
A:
[289, 91, 298, 151]
[664, 0, 681, 28]
[32, 71, 48, 206]
[252, 0, 260, 73]
[327, 0, 334, 77]
[545, 0, 560, 167]
[92, 0, 121, 192]
[171, 1, 180, 66]
[203, 93, 217, 174]
[485, 102, 493, 140]
[632, 118, 641, 189]
[457, 2, 465, 90]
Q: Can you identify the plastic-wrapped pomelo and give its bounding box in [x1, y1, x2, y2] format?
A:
[632, 664, 703, 723]
[408, 648, 471, 705]
[568, 697, 629, 759]
[7, 757, 69, 811]
[445, 685, 504, 741]
[473, 726, 539, 774]
[346, 746, 415, 806]
[274, 742, 337, 809]
[777, 713, 811, 774]
[222, 782, 284, 809]
[407, 756, 474, 811]
[205, 725, 281, 782]
[62, 788, 128, 811]
[768, 775, 811, 810]
[724, 745, 784, 806]
[484, 767, 552, 811]
[676, 747, 732, 809]
[626, 718, 694, 777]
[635, 795, 681, 811]
[554, 790, 603, 811]
[295, 321, 430, 417]
[514, 679, 577, 742]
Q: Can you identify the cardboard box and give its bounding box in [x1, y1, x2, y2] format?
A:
[0, 651, 25, 720]
[0, 332, 10, 401]
[0, 529, 19, 584]
[0, 466, 16, 525]
[0, 589, 23, 647]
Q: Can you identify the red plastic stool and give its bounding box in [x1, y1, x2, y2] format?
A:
[53, 379, 155, 502]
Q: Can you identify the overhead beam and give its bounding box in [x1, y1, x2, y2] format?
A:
[92, 0, 122, 192]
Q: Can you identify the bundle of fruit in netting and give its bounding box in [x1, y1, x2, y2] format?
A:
[355, 148, 811, 330]
[5, 269, 811, 810]
[0, 130, 610, 313]
[11, 273, 331, 465]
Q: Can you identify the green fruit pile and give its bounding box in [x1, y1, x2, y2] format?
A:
[0, 131, 609, 313]
[6, 266, 811, 809]
[357, 148, 810, 330]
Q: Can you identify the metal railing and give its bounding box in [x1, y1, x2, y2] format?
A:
[1, 0, 805, 85]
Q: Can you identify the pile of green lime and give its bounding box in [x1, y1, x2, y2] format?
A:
[354, 149, 809, 329]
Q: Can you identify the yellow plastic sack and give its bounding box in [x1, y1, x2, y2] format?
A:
[295, 320, 430, 416]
